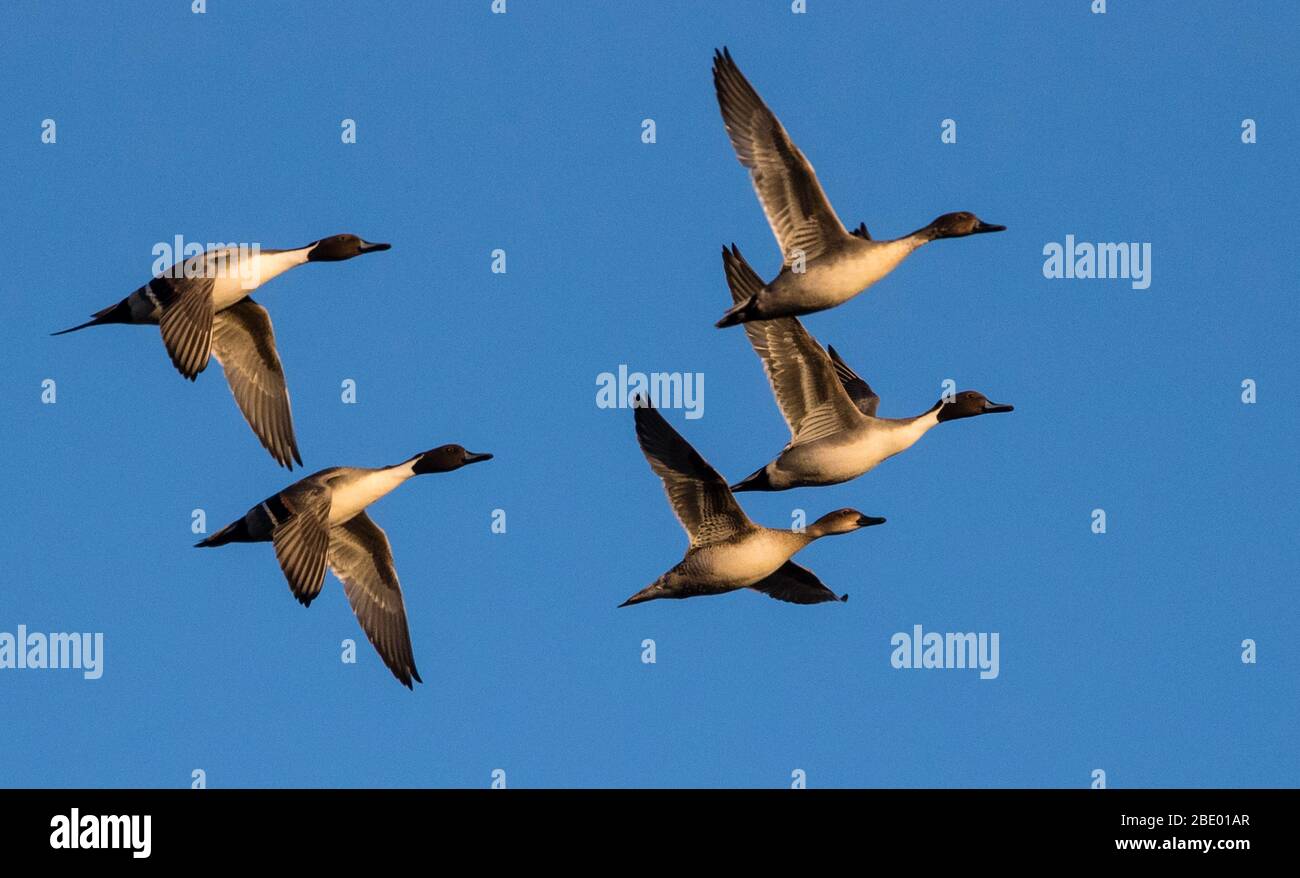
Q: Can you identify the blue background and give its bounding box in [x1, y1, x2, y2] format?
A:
[1, 1, 1295, 788]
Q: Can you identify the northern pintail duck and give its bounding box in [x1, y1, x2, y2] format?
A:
[723, 245, 1012, 491]
[711, 48, 1004, 328]
[53, 234, 391, 468]
[196, 444, 492, 688]
[619, 399, 885, 607]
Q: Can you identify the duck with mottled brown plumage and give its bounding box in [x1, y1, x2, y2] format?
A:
[620, 399, 883, 608]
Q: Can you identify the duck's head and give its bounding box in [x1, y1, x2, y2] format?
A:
[411, 444, 494, 474]
[809, 508, 887, 537]
[922, 212, 1005, 240]
[307, 234, 391, 262]
[935, 390, 1014, 423]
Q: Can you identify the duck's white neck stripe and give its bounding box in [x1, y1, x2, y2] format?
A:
[248, 246, 312, 288]
[328, 462, 418, 524]
[916, 407, 941, 429]
[897, 407, 942, 448]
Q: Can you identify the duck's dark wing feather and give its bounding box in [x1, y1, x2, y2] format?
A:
[712, 47, 848, 264]
[749, 561, 847, 604]
[328, 511, 421, 689]
[211, 298, 302, 469]
[723, 245, 864, 442]
[154, 273, 217, 380]
[269, 481, 331, 606]
[152, 248, 242, 380]
[634, 402, 753, 548]
[826, 344, 881, 417]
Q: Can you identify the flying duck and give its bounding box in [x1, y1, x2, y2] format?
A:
[711, 47, 1004, 328]
[723, 244, 1012, 491]
[52, 234, 391, 468]
[195, 444, 493, 688]
[619, 398, 885, 607]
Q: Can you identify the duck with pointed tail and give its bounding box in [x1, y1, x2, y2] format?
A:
[711, 47, 1004, 327]
[196, 444, 492, 689]
[721, 245, 1013, 491]
[620, 398, 885, 607]
[53, 234, 390, 469]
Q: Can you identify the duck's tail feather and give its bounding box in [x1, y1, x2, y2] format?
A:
[195, 517, 250, 548]
[729, 465, 774, 492]
[618, 579, 666, 608]
[715, 297, 759, 328]
[715, 243, 765, 328]
[51, 299, 131, 336]
[721, 243, 764, 303]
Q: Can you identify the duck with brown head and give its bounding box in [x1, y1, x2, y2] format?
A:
[412, 445, 495, 474]
[807, 508, 888, 537]
[722, 243, 1014, 492]
[934, 391, 1015, 422]
[52, 231, 392, 471]
[915, 211, 1007, 242]
[194, 443, 492, 689]
[306, 234, 391, 262]
[617, 399, 885, 608]
[711, 47, 1004, 327]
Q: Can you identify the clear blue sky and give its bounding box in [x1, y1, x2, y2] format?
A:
[1, 2, 1295, 788]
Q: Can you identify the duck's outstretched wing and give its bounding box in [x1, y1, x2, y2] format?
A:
[269, 481, 332, 606]
[723, 245, 863, 443]
[153, 249, 233, 380]
[211, 298, 302, 469]
[750, 561, 847, 604]
[826, 344, 881, 418]
[713, 47, 848, 264]
[634, 401, 753, 547]
[328, 511, 421, 689]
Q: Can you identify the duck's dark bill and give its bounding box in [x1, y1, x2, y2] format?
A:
[973, 222, 1006, 234]
[858, 515, 887, 527]
[359, 240, 392, 252]
[464, 451, 494, 463]
[983, 402, 1015, 413]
